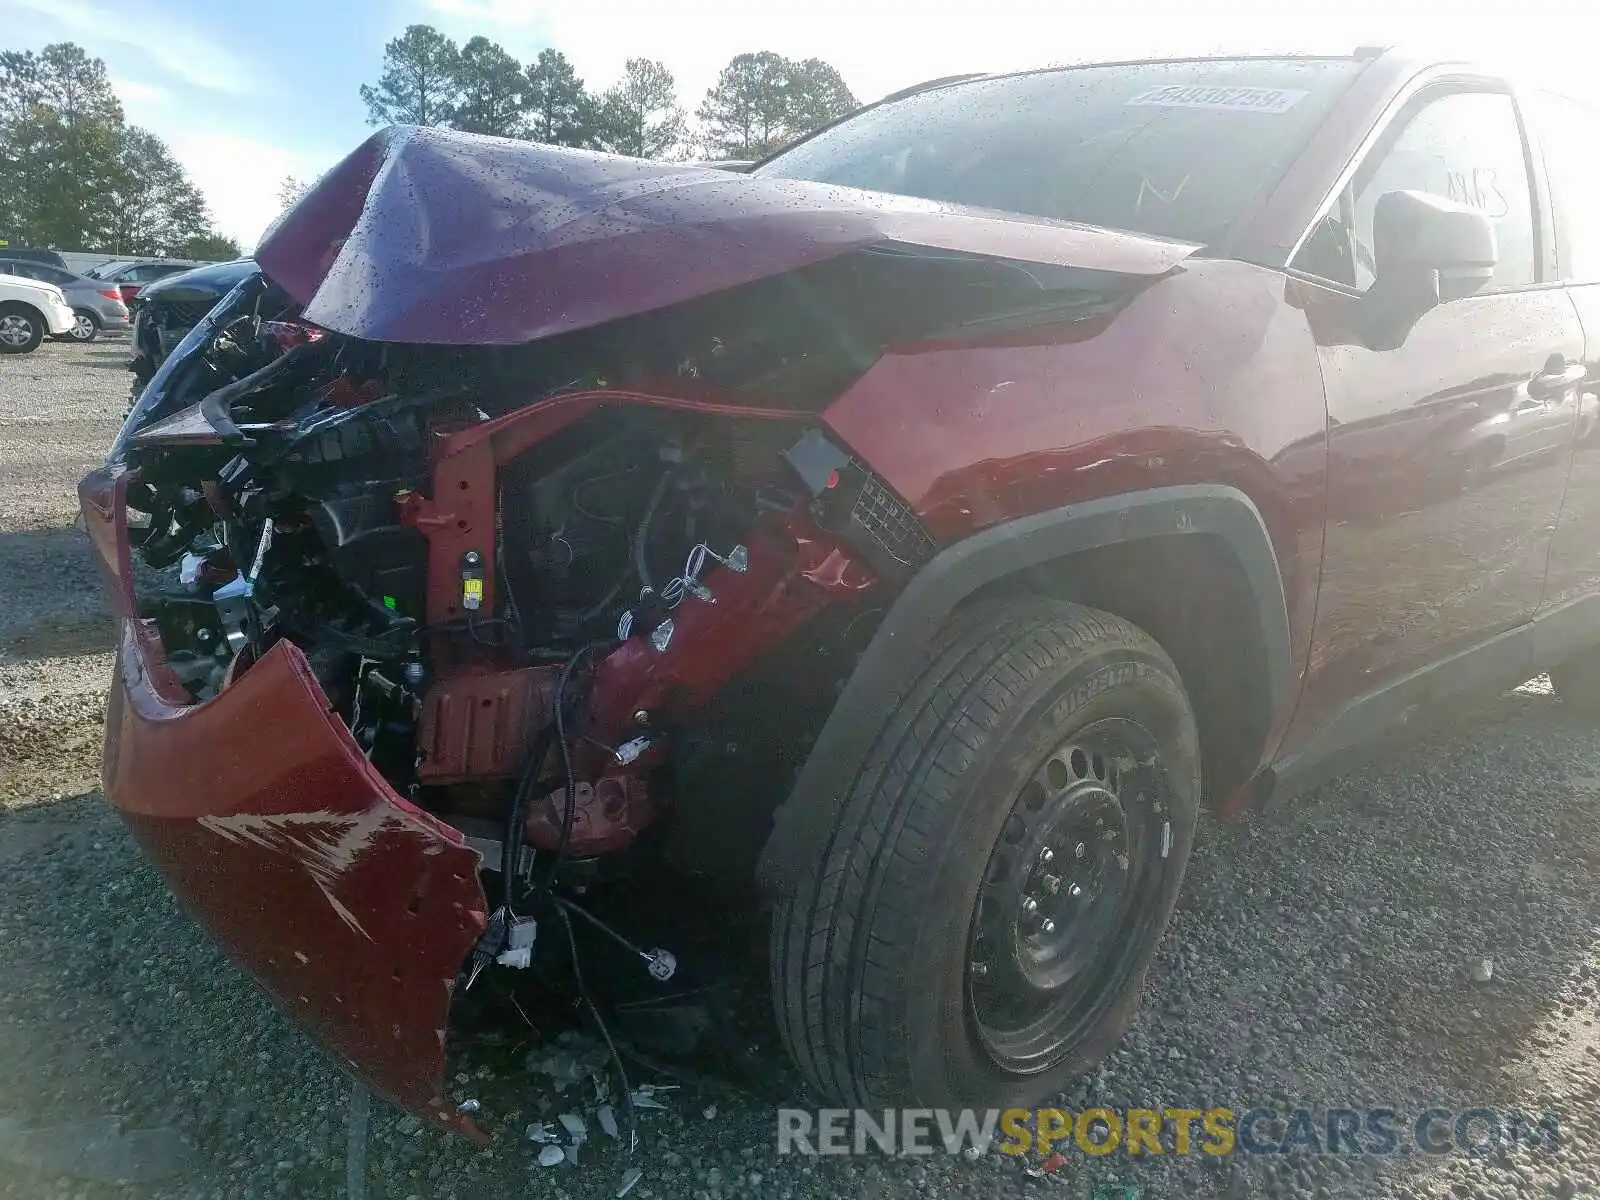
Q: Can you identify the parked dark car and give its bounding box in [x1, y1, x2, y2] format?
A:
[128, 258, 258, 386]
[0, 258, 130, 341]
[82, 50, 1600, 1132]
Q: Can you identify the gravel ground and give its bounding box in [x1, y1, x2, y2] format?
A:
[0, 340, 1596, 1200]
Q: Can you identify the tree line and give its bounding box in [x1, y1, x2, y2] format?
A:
[0, 43, 240, 259]
[358, 25, 859, 161]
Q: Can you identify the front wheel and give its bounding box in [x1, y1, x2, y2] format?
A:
[771, 597, 1200, 1109]
[0, 304, 45, 354]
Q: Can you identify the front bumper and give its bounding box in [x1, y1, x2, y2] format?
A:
[79, 466, 490, 1138]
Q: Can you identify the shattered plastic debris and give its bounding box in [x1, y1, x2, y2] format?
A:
[558, 1112, 588, 1144]
[702, 1104, 718, 1120]
[617, 1166, 644, 1197]
[1026, 1151, 1069, 1177]
[537, 1144, 566, 1168]
[1472, 958, 1494, 984]
[597, 1104, 620, 1140]
[525, 1122, 558, 1144]
[527, 1031, 611, 1091]
[629, 1085, 673, 1110]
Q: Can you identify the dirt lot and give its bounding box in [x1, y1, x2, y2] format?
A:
[1, 340, 1597, 1200]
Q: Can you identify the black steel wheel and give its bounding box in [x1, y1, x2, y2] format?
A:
[771, 596, 1200, 1110]
[968, 718, 1177, 1074]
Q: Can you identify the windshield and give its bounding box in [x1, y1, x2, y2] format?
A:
[756, 58, 1363, 245]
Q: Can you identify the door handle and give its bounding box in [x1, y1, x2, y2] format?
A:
[1529, 357, 1587, 399]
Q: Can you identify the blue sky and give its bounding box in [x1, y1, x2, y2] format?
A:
[5, 0, 1591, 251]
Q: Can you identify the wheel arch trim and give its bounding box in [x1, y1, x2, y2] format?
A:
[758, 483, 1292, 895]
[0, 300, 46, 322]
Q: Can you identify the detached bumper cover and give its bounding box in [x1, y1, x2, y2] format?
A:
[80, 466, 489, 1137]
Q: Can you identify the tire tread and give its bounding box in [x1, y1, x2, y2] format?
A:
[771, 596, 1177, 1106]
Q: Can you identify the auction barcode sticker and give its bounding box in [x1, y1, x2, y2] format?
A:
[1126, 85, 1308, 113]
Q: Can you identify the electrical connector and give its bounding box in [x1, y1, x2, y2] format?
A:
[496, 916, 538, 969]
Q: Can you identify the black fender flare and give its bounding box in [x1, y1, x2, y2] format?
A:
[757, 483, 1292, 895]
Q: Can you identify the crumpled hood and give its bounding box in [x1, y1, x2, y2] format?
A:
[256, 124, 1199, 346]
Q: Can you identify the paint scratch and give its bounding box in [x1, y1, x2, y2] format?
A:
[198, 808, 428, 941]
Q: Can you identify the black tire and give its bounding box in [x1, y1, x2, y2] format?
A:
[0, 303, 45, 354]
[1551, 647, 1600, 712]
[61, 309, 100, 343]
[771, 596, 1200, 1109]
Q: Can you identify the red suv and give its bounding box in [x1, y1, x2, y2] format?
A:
[81, 50, 1600, 1132]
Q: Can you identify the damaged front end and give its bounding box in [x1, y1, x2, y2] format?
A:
[82, 125, 1183, 1132]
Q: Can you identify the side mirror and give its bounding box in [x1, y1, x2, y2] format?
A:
[1362, 189, 1497, 350]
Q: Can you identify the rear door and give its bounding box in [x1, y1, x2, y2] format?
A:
[1522, 89, 1600, 611]
[1284, 81, 1583, 737]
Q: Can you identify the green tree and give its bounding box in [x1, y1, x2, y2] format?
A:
[783, 57, 857, 134]
[104, 126, 212, 256]
[524, 48, 593, 147]
[697, 52, 857, 159]
[359, 24, 460, 127]
[696, 51, 789, 160]
[277, 175, 310, 211]
[0, 44, 227, 255]
[0, 43, 125, 248]
[176, 231, 242, 261]
[450, 35, 525, 136]
[594, 58, 685, 159]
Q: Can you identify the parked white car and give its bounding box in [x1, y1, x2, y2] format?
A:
[0, 275, 76, 354]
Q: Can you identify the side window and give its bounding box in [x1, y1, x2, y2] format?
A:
[1295, 90, 1537, 290]
[1352, 91, 1536, 290]
[1528, 90, 1600, 283]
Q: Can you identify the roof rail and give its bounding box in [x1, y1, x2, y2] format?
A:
[1352, 44, 1392, 59]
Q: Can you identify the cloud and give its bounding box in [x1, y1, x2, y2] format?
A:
[108, 76, 171, 112]
[10, 0, 269, 96]
[165, 133, 337, 251]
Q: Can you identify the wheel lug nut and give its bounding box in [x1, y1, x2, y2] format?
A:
[1020, 896, 1039, 916]
[1069, 884, 1083, 898]
[1041, 919, 1056, 935]
[971, 962, 988, 978]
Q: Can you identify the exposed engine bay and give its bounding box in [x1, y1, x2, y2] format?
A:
[113, 260, 1015, 982]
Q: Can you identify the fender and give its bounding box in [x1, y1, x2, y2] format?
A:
[757, 483, 1293, 895]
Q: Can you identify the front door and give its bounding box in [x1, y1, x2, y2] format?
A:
[1285, 85, 1583, 743]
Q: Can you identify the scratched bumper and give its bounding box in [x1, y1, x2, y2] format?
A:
[80, 466, 490, 1137]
